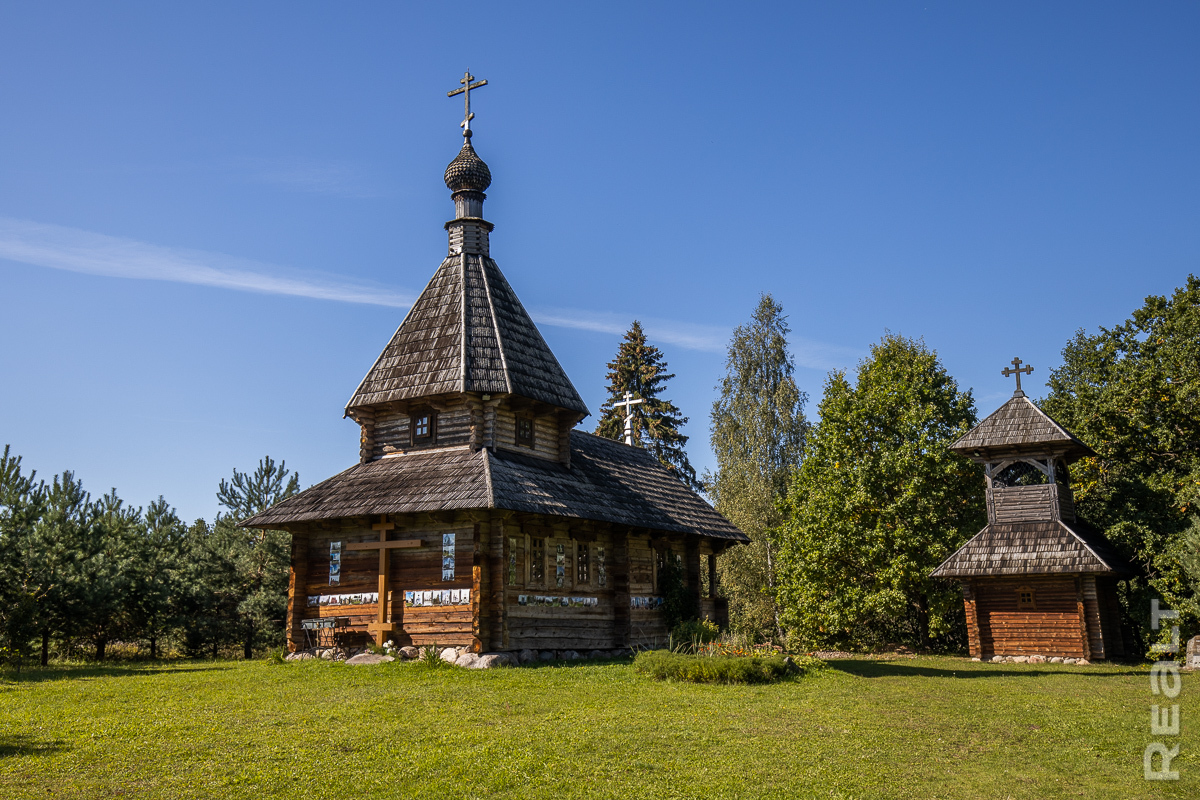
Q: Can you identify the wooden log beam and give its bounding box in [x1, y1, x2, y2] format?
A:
[344, 539, 425, 552]
[286, 533, 309, 653]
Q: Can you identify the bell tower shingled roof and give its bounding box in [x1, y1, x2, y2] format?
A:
[345, 102, 588, 418]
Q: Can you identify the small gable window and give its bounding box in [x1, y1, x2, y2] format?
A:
[1017, 585, 1036, 610]
[411, 409, 436, 445]
[516, 415, 534, 447]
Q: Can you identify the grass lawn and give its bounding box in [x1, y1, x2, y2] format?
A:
[0, 655, 1194, 799]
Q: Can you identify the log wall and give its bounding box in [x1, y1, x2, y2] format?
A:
[493, 406, 563, 462]
[288, 512, 729, 653]
[972, 576, 1088, 658]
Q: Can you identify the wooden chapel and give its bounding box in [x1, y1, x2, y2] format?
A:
[931, 358, 1132, 661]
[242, 74, 748, 655]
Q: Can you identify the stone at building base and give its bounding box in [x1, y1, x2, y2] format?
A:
[986, 654, 1089, 665]
[345, 653, 395, 665]
[1186, 636, 1200, 670]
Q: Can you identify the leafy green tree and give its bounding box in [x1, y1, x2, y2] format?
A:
[1042, 275, 1200, 647]
[774, 333, 982, 651]
[596, 321, 701, 491]
[708, 295, 808, 641]
[215, 457, 299, 658]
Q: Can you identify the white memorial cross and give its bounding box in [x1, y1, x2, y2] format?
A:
[612, 391, 645, 446]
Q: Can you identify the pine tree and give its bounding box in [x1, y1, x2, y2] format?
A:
[595, 321, 701, 491]
[215, 456, 299, 658]
[708, 295, 808, 641]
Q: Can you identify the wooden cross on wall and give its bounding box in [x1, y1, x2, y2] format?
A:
[447, 70, 488, 137]
[344, 514, 424, 644]
[1002, 357, 1034, 395]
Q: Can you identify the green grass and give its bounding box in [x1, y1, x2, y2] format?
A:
[0, 655, 1194, 799]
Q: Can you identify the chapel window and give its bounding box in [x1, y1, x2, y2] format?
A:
[507, 536, 519, 586]
[1017, 586, 1036, 610]
[411, 409, 436, 445]
[577, 543, 590, 585]
[517, 415, 534, 447]
[529, 537, 545, 585]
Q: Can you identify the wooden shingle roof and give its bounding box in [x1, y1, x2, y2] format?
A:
[242, 431, 748, 543]
[950, 393, 1095, 461]
[931, 519, 1131, 578]
[345, 254, 589, 416]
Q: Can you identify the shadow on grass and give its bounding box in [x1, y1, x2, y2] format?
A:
[0, 663, 230, 685]
[0, 734, 71, 758]
[825, 660, 1144, 679]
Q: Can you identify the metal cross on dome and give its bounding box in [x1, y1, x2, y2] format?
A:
[447, 70, 488, 137]
[1002, 357, 1034, 394]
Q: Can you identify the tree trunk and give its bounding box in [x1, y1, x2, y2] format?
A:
[41, 630, 49, 667]
[916, 594, 930, 650]
[149, 635, 157, 660]
[244, 626, 254, 660]
[96, 638, 107, 662]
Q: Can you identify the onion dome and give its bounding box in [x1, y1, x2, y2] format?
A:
[444, 140, 491, 193]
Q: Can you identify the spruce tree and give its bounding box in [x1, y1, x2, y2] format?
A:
[708, 295, 808, 641]
[595, 321, 701, 492]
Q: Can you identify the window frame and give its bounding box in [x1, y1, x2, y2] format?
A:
[516, 414, 534, 447]
[410, 408, 437, 446]
[576, 543, 590, 586]
[1017, 585, 1036, 610]
[528, 536, 546, 587]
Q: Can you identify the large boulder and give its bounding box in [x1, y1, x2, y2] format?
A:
[399, 646, 420, 660]
[538, 650, 556, 662]
[560, 650, 580, 661]
[518, 649, 537, 665]
[473, 654, 508, 669]
[345, 653, 394, 666]
[456, 652, 480, 668]
[587, 649, 608, 660]
[440, 647, 460, 664]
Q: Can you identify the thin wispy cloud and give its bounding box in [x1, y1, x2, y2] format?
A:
[0, 217, 862, 364]
[0, 217, 414, 308]
[789, 336, 866, 372]
[531, 308, 729, 353]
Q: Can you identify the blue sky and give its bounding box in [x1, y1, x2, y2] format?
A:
[2, 2, 1197, 523]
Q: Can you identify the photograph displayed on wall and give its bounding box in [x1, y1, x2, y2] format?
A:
[442, 533, 455, 581]
[555, 543, 565, 587]
[597, 546, 606, 588]
[329, 541, 342, 586]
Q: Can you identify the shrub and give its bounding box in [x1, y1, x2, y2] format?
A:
[633, 649, 822, 684]
[670, 618, 721, 650]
